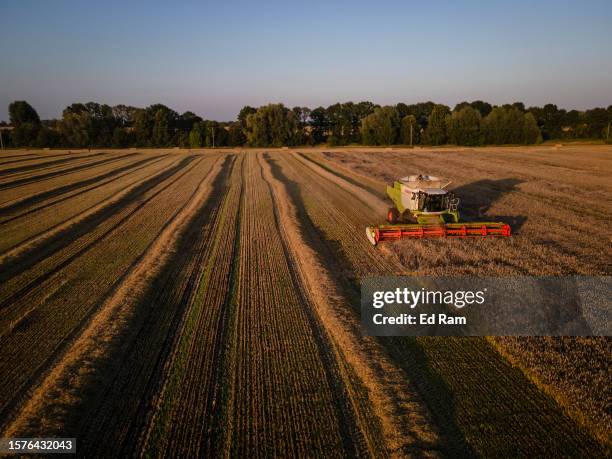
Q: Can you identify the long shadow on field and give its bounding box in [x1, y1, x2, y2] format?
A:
[0, 153, 67, 166]
[451, 178, 527, 233]
[0, 154, 166, 220]
[0, 152, 106, 177]
[0, 153, 138, 191]
[266, 154, 474, 457]
[0, 156, 197, 309]
[58, 155, 236, 456]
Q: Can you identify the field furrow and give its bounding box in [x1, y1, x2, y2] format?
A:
[0, 152, 106, 177]
[0, 155, 174, 255]
[137, 154, 243, 456]
[0, 153, 42, 164]
[0, 146, 607, 457]
[0, 152, 72, 167]
[261, 152, 440, 456]
[223, 153, 369, 457]
[0, 154, 152, 208]
[2, 154, 234, 453]
[0, 155, 190, 305]
[0, 154, 219, 423]
[0, 152, 138, 191]
[0, 153, 167, 220]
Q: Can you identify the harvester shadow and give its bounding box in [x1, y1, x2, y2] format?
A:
[266, 154, 475, 457]
[451, 178, 527, 233]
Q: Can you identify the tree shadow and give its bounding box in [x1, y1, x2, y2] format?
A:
[451, 178, 527, 233]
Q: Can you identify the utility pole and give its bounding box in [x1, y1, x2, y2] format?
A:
[211, 126, 215, 148]
[607, 122, 610, 141]
[0, 130, 3, 150]
[409, 123, 413, 147]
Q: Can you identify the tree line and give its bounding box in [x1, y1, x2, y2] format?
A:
[3, 99, 611, 148]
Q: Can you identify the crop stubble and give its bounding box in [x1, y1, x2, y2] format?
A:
[0, 147, 609, 457]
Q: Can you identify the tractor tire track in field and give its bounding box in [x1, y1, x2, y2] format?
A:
[0, 152, 106, 176]
[278, 151, 607, 457]
[0, 155, 215, 428]
[0, 154, 167, 220]
[2, 155, 234, 445]
[0, 153, 138, 190]
[0, 156, 195, 298]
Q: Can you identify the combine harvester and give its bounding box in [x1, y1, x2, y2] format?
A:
[366, 175, 511, 245]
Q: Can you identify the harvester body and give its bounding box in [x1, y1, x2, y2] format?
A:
[366, 174, 511, 245]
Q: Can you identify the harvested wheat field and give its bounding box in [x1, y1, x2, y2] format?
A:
[0, 146, 610, 457]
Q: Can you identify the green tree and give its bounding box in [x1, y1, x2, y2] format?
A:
[238, 106, 256, 128]
[189, 123, 203, 148]
[309, 107, 328, 144]
[481, 107, 541, 144]
[59, 102, 117, 147]
[447, 106, 481, 146]
[523, 112, 541, 144]
[505, 107, 525, 143]
[227, 122, 246, 146]
[9, 100, 41, 146]
[584, 107, 609, 138]
[244, 104, 298, 147]
[60, 110, 92, 147]
[111, 127, 130, 148]
[359, 106, 400, 145]
[423, 104, 450, 145]
[360, 114, 377, 145]
[455, 100, 492, 117]
[133, 109, 152, 147]
[400, 115, 419, 145]
[150, 105, 179, 147]
[34, 126, 61, 148]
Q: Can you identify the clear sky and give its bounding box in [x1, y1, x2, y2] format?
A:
[1, 0, 611, 121]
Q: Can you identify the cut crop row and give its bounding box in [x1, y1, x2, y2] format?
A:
[0, 152, 106, 178]
[221, 153, 367, 457]
[261, 152, 436, 456]
[0, 153, 138, 193]
[0, 155, 174, 255]
[0, 153, 167, 221]
[0, 154, 220, 423]
[137, 154, 245, 457]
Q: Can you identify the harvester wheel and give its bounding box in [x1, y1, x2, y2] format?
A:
[387, 208, 399, 224]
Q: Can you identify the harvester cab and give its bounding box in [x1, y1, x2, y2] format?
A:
[385, 175, 459, 225]
[366, 174, 511, 245]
